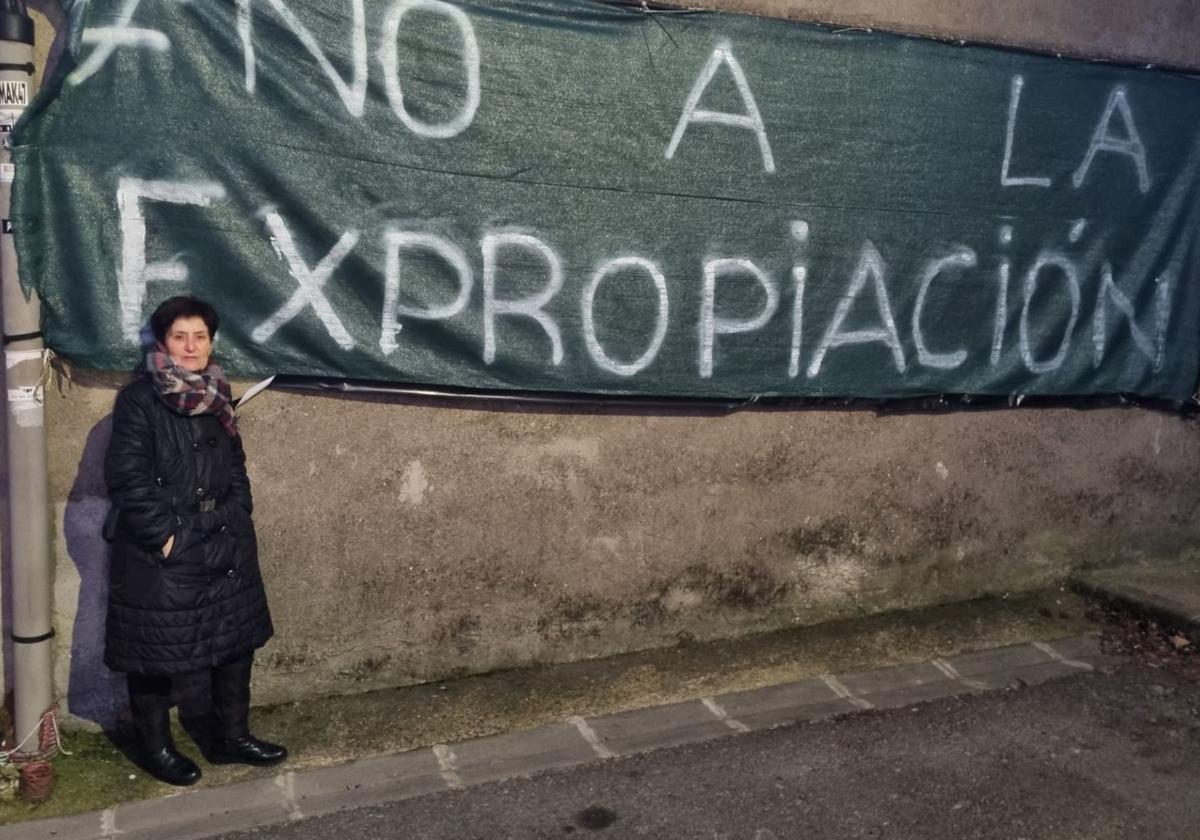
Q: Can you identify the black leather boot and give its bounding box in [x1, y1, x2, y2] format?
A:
[140, 745, 203, 785]
[208, 734, 288, 766]
[128, 673, 202, 786]
[209, 655, 288, 767]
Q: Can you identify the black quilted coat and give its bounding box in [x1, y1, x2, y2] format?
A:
[103, 375, 273, 675]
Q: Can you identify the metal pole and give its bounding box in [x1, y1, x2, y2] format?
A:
[0, 1, 51, 764]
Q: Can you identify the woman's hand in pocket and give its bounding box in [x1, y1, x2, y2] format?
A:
[162, 534, 175, 557]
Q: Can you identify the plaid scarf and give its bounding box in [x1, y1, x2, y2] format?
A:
[145, 351, 239, 437]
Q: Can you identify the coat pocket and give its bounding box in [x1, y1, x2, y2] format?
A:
[115, 548, 167, 606]
[117, 545, 210, 609]
[163, 521, 203, 563]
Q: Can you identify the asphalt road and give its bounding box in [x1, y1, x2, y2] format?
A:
[215, 658, 1200, 840]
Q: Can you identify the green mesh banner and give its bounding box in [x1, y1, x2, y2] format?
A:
[12, 0, 1200, 399]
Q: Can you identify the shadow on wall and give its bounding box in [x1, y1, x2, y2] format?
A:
[63, 413, 126, 729]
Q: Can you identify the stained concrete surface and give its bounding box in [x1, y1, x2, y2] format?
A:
[46, 370, 1200, 718]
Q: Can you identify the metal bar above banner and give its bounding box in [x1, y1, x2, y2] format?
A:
[266, 375, 1198, 418]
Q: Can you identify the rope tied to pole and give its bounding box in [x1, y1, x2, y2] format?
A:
[1, 702, 71, 802]
[2, 346, 60, 399]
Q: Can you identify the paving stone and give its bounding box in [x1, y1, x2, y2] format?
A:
[114, 775, 289, 840]
[451, 723, 597, 785]
[1039, 635, 1111, 665]
[291, 748, 446, 817]
[840, 662, 951, 695]
[586, 701, 732, 755]
[856, 678, 976, 710]
[713, 678, 853, 730]
[944, 644, 1052, 677]
[0, 810, 105, 840]
[972, 659, 1090, 689]
[1040, 635, 1100, 659]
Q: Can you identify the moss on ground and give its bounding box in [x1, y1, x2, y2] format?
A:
[0, 727, 162, 822]
[0, 588, 1094, 826]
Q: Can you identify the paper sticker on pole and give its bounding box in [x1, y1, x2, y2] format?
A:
[6, 386, 43, 427]
[0, 80, 26, 107]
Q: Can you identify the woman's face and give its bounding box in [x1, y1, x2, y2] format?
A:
[162, 315, 212, 373]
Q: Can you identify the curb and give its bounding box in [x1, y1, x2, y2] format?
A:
[1069, 576, 1200, 638]
[3, 635, 1112, 840]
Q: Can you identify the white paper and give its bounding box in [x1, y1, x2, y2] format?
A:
[236, 374, 276, 408]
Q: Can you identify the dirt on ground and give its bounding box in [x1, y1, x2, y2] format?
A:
[1090, 601, 1198, 679]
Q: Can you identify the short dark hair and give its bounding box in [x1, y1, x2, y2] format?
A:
[149, 295, 220, 345]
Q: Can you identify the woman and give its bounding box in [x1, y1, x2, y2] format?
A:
[103, 295, 285, 786]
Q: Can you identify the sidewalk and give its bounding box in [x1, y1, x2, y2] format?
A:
[5, 633, 1114, 840]
[0, 589, 1107, 837]
[1071, 557, 1200, 637]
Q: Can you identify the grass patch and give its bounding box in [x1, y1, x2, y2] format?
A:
[0, 728, 166, 824]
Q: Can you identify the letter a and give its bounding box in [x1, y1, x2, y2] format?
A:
[1072, 86, 1151, 193]
[807, 242, 906, 378]
[665, 40, 775, 174]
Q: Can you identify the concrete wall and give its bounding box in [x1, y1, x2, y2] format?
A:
[666, 0, 1200, 71]
[14, 1, 1200, 724]
[51, 373, 1200, 722]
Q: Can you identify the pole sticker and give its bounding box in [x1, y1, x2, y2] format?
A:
[0, 81, 27, 107]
